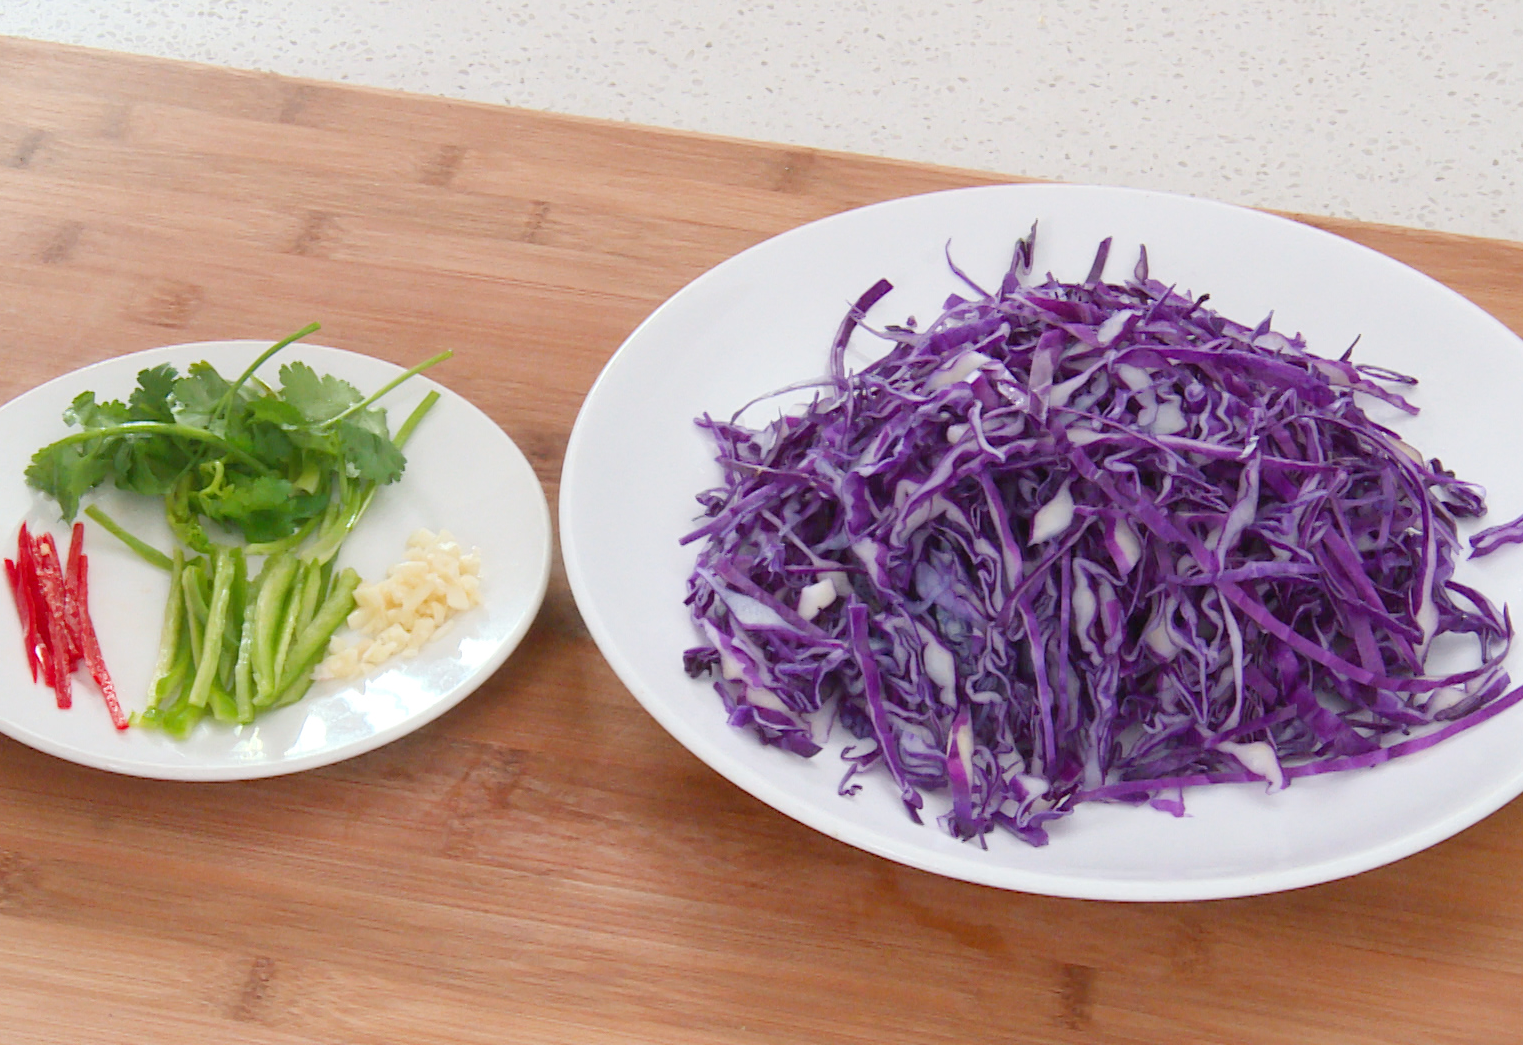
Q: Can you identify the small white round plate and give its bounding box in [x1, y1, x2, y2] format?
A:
[0, 340, 552, 780]
[560, 183, 1523, 901]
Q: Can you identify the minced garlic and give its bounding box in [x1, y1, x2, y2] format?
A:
[316, 528, 483, 680]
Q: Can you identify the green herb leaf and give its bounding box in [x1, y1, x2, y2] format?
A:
[128, 364, 179, 423]
[196, 474, 297, 519]
[25, 441, 112, 520]
[278, 362, 363, 425]
[111, 438, 189, 498]
[172, 362, 234, 431]
[64, 391, 131, 430]
[247, 397, 306, 429]
[335, 419, 405, 484]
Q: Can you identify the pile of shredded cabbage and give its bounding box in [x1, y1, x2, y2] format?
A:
[681, 227, 1523, 846]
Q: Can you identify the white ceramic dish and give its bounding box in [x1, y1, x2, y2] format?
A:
[560, 184, 1523, 901]
[0, 340, 552, 780]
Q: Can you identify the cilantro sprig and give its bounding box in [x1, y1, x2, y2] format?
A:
[23, 324, 451, 735]
[27, 323, 447, 544]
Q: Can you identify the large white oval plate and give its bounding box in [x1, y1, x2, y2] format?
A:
[561, 183, 1523, 901]
[1, 341, 552, 780]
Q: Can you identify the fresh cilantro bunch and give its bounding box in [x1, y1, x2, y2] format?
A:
[26, 324, 432, 551]
[20, 325, 450, 735]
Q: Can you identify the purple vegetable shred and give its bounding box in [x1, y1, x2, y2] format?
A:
[681, 226, 1523, 846]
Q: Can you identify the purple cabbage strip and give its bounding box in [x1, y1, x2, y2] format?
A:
[680, 226, 1520, 846]
[1471, 512, 1523, 559]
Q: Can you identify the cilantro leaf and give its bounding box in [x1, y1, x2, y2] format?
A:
[195, 474, 295, 517]
[64, 391, 133, 429]
[26, 441, 113, 520]
[172, 362, 233, 432]
[194, 474, 328, 543]
[345, 403, 392, 439]
[111, 437, 191, 499]
[279, 362, 362, 425]
[247, 397, 306, 428]
[128, 364, 179, 422]
[335, 419, 405, 484]
[247, 420, 297, 467]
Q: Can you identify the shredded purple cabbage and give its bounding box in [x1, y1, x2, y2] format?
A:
[680, 226, 1523, 846]
[1471, 514, 1523, 559]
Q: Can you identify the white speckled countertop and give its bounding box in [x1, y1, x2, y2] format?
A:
[2, 1, 1519, 241]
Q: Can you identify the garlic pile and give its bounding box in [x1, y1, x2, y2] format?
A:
[317, 528, 482, 680]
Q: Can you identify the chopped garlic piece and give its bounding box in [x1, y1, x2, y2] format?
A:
[316, 527, 484, 681]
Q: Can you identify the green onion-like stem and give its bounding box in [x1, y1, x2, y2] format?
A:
[83, 505, 174, 571]
[323, 351, 452, 428]
[42, 423, 273, 475]
[217, 323, 322, 421]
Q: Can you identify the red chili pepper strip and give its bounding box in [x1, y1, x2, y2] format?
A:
[30, 533, 74, 709]
[53, 532, 84, 669]
[16, 526, 57, 692]
[65, 523, 84, 595]
[4, 557, 38, 683]
[69, 548, 128, 731]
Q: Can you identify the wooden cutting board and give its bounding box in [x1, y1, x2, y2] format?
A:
[2, 35, 1523, 1045]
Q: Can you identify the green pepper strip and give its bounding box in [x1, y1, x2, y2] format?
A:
[233, 588, 258, 724]
[207, 675, 240, 723]
[261, 567, 361, 708]
[272, 559, 321, 684]
[187, 548, 235, 709]
[154, 688, 207, 738]
[180, 559, 209, 677]
[252, 554, 298, 701]
[137, 638, 195, 726]
[145, 549, 187, 709]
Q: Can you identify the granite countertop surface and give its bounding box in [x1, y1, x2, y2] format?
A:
[2, 0, 1518, 243]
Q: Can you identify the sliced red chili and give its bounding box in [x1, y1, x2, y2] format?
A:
[65, 522, 84, 596]
[68, 543, 128, 731]
[15, 525, 57, 692]
[9, 523, 127, 728]
[30, 532, 75, 709]
[4, 556, 38, 683]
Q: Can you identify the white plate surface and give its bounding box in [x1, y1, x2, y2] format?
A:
[1, 340, 551, 780]
[560, 184, 1523, 901]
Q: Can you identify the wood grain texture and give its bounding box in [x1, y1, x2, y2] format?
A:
[2, 35, 1523, 1045]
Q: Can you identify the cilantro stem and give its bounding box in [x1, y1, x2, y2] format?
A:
[321, 351, 453, 429]
[395, 390, 441, 447]
[216, 323, 322, 422]
[243, 511, 322, 558]
[302, 391, 442, 565]
[83, 505, 174, 571]
[41, 423, 274, 475]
